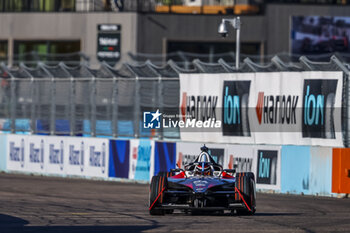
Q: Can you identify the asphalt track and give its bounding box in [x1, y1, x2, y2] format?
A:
[0, 173, 349, 233]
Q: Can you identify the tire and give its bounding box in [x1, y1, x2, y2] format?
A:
[149, 175, 168, 215]
[158, 171, 174, 177]
[235, 172, 256, 215]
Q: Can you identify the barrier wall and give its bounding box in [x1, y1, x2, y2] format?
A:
[0, 134, 6, 172]
[332, 148, 350, 194]
[0, 134, 348, 196]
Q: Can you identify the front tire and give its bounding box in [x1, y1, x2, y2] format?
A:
[235, 172, 256, 215]
[149, 175, 168, 215]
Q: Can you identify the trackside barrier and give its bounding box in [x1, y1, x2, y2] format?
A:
[0, 134, 348, 196]
[5, 134, 108, 179]
[281, 146, 333, 196]
[332, 148, 350, 194]
[0, 134, 7, 172]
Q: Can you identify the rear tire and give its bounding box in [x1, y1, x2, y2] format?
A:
[158, 171, 174, 177]
[149, 175, 168, 215]
[235, 172, 256, 215]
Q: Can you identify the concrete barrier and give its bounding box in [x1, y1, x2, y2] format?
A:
[0, 134, 346, 196]
[332, 148, 350, 194]
[0, 134, 7, 172]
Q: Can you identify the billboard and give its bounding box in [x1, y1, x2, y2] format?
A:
[291, 16, 350, 55]
[109, 139, 129, 179]
[153, 141, 176, 176]
[179, 72, 343, 147]
[7, 135, 109, 178]
[129, 139, 154, 181]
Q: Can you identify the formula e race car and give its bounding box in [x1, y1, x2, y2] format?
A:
[149, 145, 256, 215]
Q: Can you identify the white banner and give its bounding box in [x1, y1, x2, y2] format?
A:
[226, 144, 281, 190]
[66, 137, 108, 178]
[179, 71, 343, 147]
[7, 135, 109, 178]
[7, 134, 27, 172]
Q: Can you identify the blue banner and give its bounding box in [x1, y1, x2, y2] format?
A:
[154, 141, 176, 176]
[109, 140, 130, 178]
[134, 140, 152, 181]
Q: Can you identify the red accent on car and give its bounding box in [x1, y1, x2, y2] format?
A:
[221, 171, 234, 179]
[171, 171, 186, 179]
[235, 186, 252, 212]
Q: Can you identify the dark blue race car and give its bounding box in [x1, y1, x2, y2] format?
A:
[149, 145, 256, 215]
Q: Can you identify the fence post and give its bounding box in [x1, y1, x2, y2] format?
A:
[10, 77, 16, 133]
[50, 77, 56, 135]
[30, 77, 36, 134]
[134, 77, 140, 138]
[158, 76, 163, 140]
[90, 77, 96, 137]
[112, 77, 118, 138]
[69, 77, 75, 136]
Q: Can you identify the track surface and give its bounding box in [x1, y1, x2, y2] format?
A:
[0, 173, 349, 233]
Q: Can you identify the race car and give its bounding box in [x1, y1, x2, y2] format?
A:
[149, 145, 256, 215]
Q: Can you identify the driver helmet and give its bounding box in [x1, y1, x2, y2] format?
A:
[194, 152, 212, 176]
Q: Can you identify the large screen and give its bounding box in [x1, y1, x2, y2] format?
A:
[291, 16, 350, 54]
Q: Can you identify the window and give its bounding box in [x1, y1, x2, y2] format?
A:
[167, 40, 261, 63]
[0, 41, 7, 62]
[14, 40, 80, 65]
[0, 0, 75, 12]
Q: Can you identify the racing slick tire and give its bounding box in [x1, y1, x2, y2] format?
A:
[157, 172, 174, 214]
[149, 175, 168, 215]
[158, 171, 175, 177]
[235, 172, 256, 215]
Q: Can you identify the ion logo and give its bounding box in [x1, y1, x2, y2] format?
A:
[49, 140, 64, 170]
[222, 81, 251, 136]
[256, 92, 298, 125]
[69, 142, 84, 172]
[256, 150, 277, 185]
[9, 139, 25, 168]
[302, 79, 337, 139]
[29, 140, 44, 169]
[89, 143, 106, 173]
[143, 109, 161, 129]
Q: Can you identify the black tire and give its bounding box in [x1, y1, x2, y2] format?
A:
[149, 175, 168, 215]
[158, 171, 174, 177]
[235, 172, 256, 215]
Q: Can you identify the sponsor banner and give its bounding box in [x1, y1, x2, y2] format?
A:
[309, 147, 332, 195]
[179, 72, 343, 147]
[332, 148, 350, 194]
[226, 145, 254, 173]
[153, 141, 176, 176]
[46, 136, 65, 175]
[176, 142, 226, 169]
[66, 137, 108, 178]
[109, 139, 129, 178]
[0, 134, 7, 171]
[255, 146, 281, 190]
[129, 139, 153, 181]
[301, 72, 342, 146]
[281, 146, 311, 194]
[27, 135, 46, 173]
[7, 134, 108, 178]
[7, 134, 27, 172]
[180, 73, 255, 144]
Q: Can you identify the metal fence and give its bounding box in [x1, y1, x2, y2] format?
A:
[1, 53, 350, 146]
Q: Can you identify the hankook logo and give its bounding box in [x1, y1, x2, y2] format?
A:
[256, 92, 298, 125]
